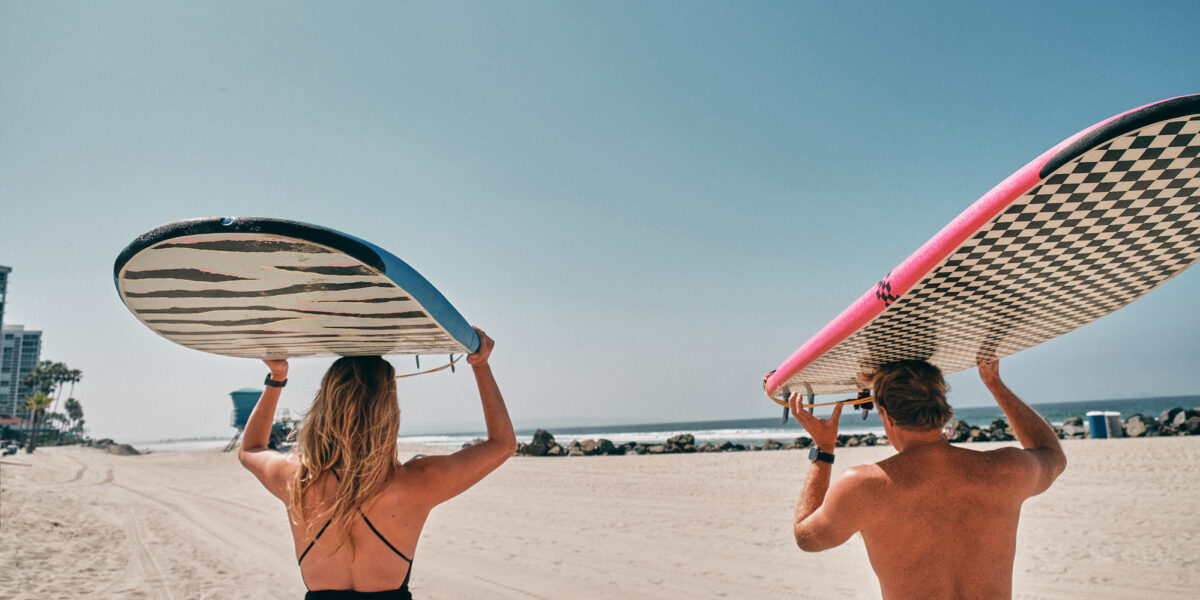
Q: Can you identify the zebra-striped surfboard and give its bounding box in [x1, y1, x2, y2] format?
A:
[114, 218, 479, 359]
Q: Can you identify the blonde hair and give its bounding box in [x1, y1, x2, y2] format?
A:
[290, 356, 399, 549]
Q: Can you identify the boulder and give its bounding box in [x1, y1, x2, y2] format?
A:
[518, 429, 558, 456]
[105, 443, 141, 456]
[1060, 424, 1086, 439]
[1062, 416, 1084, 427]
[792, 437, 813, 449]
[579, 439, 598, 455]
[989, 429, 1014, 442]
[546, 443, 565, 456]
[1158, 407, 1185, 426]
[944, 420, 971, 443]
[645, 444, 666, 454]
[667, 433, 695, 447]
[699, 442, 719, 452]
[876, 436, 891, 446]
[1123, 414, 1158, 438]
[1180, 416, 1200, 436]
[967, 428, 987, 442]
[595, 439, 618, 455]
[1170, 411, 1192, 429]
[844, 436, 861, 447]
[763, 439, 783, 450]
[860, 433, 878, 447]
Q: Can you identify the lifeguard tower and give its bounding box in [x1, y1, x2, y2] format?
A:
[223, 388, 263, 451]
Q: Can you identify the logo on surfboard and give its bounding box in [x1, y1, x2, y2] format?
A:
[874, 275, 899, 306]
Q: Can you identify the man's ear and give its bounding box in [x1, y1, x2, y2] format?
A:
[877, 404, 894, 427]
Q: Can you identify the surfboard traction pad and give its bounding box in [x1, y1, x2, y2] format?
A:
[115, 220, 473, 359]
[776, 107, 1200, 396]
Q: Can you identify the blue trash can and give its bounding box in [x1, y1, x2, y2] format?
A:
[1086, 411, 1108, 439]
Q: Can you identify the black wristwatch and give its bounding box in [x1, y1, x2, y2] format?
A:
[809, 446, 835, 464]
[264, 374, 288, 388]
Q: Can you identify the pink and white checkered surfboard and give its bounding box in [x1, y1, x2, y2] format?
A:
[766, 95, 1200, 403]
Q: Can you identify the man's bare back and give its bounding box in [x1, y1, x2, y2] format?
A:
[786, 360, 1066, 600]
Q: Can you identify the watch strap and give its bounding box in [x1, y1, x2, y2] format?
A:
[809, 446, 835, 464]
[264, 374, 288, 388]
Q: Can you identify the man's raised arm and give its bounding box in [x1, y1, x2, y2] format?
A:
[978, 359, 1067, 495]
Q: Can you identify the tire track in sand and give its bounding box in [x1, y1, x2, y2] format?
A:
[124, 507, 175, 600]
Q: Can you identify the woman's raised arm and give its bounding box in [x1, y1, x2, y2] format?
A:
[410, 328, 517, 503]
[237, 359, 295, 502]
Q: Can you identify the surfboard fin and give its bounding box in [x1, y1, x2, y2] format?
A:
[782, 405, 789, 424]
[415, 355, 420, 369]
[854, 389, 874, 420]
[449, 354, 455, 373]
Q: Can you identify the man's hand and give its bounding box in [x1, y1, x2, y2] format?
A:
[789, 392, 844, 450]
[978, 359, 1001, 388]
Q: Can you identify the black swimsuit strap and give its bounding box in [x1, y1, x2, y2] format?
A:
[358, 512, 413, 564]
[298, 518, 334, 565]
[298, 470, 413, 576]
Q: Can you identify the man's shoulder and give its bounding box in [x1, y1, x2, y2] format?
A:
[972, 445, 1038, 467]
[838, 462, 890, 494]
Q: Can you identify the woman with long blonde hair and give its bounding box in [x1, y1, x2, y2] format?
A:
[239, 327, 515, 598]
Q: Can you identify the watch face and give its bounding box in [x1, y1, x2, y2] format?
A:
[809, 446, 818, 461]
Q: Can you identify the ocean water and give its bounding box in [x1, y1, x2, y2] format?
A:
[134, 438, 231, 453]
[136, 395, 1199, 452]
[399, 395, 1200, 450]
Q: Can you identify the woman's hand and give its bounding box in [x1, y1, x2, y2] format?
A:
[467, 327, 494, 368]
[263, 359, 289, 380]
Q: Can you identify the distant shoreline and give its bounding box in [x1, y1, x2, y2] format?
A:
[103, 394, 1200, 453]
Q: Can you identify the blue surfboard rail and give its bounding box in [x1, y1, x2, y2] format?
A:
[114, 216, 479, 354]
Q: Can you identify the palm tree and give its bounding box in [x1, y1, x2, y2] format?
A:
[22, 361, 57, 396]
[60, 398, 84, 444]
[56, 368, 82, 418]
[22, 392, 53, 453]
[21, 362, 82, 444]
[65, 397, 83, 428]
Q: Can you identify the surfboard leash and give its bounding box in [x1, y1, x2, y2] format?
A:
[764, 388, 875, 410]
[395, 354, 463, 379]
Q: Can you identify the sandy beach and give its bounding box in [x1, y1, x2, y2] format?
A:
[2, 437, 1198, 599]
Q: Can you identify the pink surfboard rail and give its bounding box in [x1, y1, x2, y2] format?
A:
[765, 94, 1200, 399]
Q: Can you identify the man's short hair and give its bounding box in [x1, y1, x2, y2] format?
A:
[870, 360, 953, 431]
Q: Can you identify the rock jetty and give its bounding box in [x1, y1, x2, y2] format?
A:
[471, 406, 1200, 457]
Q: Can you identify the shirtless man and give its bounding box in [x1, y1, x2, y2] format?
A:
[789, 359, 1066, 599]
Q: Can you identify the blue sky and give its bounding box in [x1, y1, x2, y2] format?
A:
[2, 1, 1198, 441]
